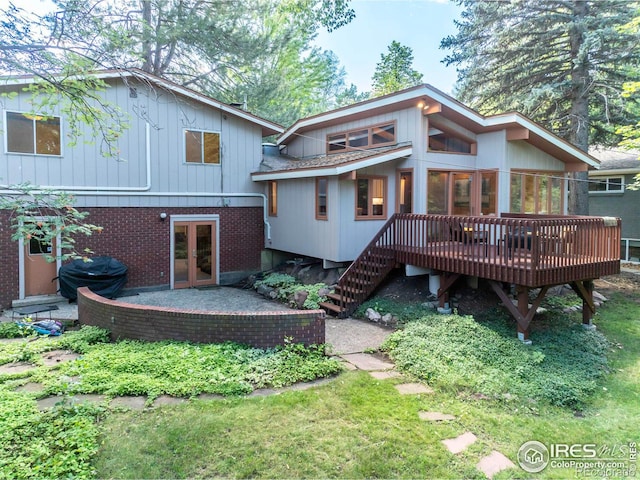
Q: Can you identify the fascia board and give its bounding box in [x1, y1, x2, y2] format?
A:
[589, 168, 640, 176]
[251, 146, 413, 181]
[485, 113, 599, 168]
[277, 89, 432, 145]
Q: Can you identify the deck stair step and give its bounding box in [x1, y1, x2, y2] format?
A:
[320, 217, 399, 318]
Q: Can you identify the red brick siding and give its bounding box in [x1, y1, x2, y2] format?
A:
[0, 211, 19, 308]
[77, 287, 326, 348]
[0, 206, 264, 308]
[73, 206, 264, 288]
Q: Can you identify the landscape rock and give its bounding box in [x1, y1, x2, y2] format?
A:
[318, 287, 332, 297]
[365, 308, 381, 323]
[256, 284, 275, 298]
[593, 291, 608, 302]
[381, 313, 393, 326]
[293, 290, 308, 308]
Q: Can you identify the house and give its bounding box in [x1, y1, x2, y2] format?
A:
[589, 148, 640, 261]
[252, 85, 621, 341]
[253, 84, 600, 263]
[0, 69, 283, 309]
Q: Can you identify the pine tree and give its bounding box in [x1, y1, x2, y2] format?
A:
[371, 41, 424, 97]
[441, 0, 640, 214]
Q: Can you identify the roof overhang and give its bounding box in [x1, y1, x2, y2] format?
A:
[277, 84, 599, 170]
[590, 168, 640, 176]
[252, 145, 413, 181]
[0, 69, 284, 137]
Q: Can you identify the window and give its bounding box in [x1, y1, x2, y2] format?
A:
[316, 177, 328, 220]
[356, 176, 387, 219]
[589, 176, 624, 193]
[397, 170, 413, 214]
[185, 130, 220, 164]
[510, 171, 563, 214]
[327, 121, 396, 153]
[268, 181, 277, 216]
[6, 111, 61, 155]
[427, 171, 449, 214]
[428, 130, 475, 154]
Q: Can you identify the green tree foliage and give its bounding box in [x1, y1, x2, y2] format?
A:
[46, 0, 358, 126]
[371, 41, 424, 97]
[441, 0, 640, 214]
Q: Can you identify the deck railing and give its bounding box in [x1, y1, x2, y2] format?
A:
[391, 213, 621, 287]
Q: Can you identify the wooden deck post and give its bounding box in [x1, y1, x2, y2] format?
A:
[582, 279, 595, 329]
[516, 286, 531, 344]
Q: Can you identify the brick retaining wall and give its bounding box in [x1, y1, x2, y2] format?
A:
[77, 287, 325, 348]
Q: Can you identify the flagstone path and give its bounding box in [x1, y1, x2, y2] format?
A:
[3, 345, 517, 478]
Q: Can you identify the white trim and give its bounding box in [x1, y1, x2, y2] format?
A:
[588, 176, 625, 193]
[169, 214, 220, 289]
[18, 217, 62, 300]
[590, 168, 640, 176]
[4, 109, 64, 157]
[251, 146, 413, 181]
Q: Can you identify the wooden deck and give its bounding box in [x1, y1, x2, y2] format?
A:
[321, 213, 621, 342]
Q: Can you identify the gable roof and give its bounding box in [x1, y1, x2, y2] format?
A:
[277, 84, 599, 171]
[0, 68, 284, 137]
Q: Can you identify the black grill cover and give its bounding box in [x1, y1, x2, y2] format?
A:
[59, 256, 128, 301]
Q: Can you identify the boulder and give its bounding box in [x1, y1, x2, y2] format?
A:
[293, 290, 308, 308]
[365, 308, 381, 323]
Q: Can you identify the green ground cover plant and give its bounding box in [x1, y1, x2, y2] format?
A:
[354, 298, 433, 324]
[0, 327, 341, 479]
[255, 273, 330, 309]
[381, 312, 609, 408]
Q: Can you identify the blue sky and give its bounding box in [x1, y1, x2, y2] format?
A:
[314, 0, 462, 94]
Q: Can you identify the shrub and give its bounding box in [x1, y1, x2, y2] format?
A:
[255, 273, 296, 289]
[278, 282, 331, 309]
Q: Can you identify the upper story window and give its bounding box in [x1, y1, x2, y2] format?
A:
[5, 111, 61, 156]
[185, 129, 220, 164]
[428, 129, 475, 154]
[327, 121, 396, 154]
[589, 176, 624, 193]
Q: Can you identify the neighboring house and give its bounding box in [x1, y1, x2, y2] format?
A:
[589, 148, 640, 261]
[0, 69, 282, 308]
[252, 84, 600, 264]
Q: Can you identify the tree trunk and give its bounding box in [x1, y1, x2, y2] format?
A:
[567, 0, 590, 215]
[141, 0, 153, 73]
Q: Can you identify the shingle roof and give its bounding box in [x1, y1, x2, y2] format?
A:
[257, 141, 413, 173]
[590, 148, 640, 170]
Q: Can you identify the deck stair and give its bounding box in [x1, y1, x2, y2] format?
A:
[320, 218, 397, 318]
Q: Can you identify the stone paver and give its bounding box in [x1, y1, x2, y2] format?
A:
[394, 383, 434, 395]
[0, 362, 36, 375]
[36, 394, 107, 411]
[477, 450, 516, 479]
[110, 396, 147, 410]
[152, 395, 187, 407]
[340, 353, 394, 371]
[419, 411, 455, 421]
[369, 370, 402, 380]
[41, 350, 81, 367]
[442, 432, 477, 454]
[15, 382, 45, 394]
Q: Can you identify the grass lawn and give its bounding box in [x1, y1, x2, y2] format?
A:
[1, 279, 638, 479]
[95, 289, 640, 479]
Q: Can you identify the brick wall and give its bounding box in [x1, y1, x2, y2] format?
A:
[0, 206, 264, 309]
[0, 211, 19, 308]
[77, 287, 326, 348]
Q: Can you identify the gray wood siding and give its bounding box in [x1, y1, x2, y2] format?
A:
[589, 173, 640, 238]
[266, 177, 339, 260]
[1, 79, 264, 208]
